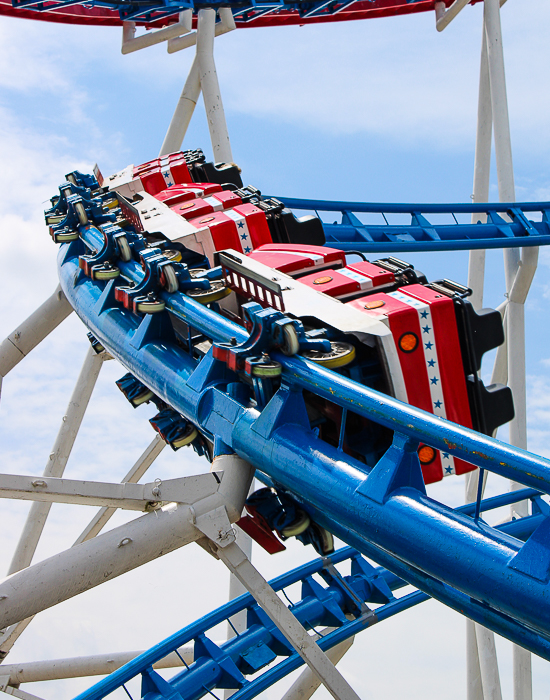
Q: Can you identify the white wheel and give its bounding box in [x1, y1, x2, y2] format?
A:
[116, 235, 132, 262]
[75, 201, 88, 226]
[162, 264, 179, 294]
[281, 324, 300, 356]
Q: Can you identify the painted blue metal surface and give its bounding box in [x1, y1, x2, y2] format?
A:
[74, 491, 546, 700]
[56, 241, 550, 652]
[273, 197, 550, 252]
[46, 176, 550, 699]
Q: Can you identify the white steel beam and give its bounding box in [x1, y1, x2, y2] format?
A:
[167, 8, 235, 54]
[196, 8, 234, 163]
[0, 472, 221, 510]
[74, 435, 165, 545]
[0, 286, 72, 385]
[0, 646, 195, 684]
[0, 437, 166, 660]
[483, 1, 533, 697]
[121, 11, 192, 55]
[0, 680, 45, 700]
[159, 55, 202, 156]
[467, 21, 492, 311]
[8, 347, 105, 576]
[281, 632, 355, 700]
[435, 0, 470, 32]
[0, 456, 253, 630]
[215, 542, 361, 700]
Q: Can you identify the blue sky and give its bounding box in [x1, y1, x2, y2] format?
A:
[1, 1, 550, 698]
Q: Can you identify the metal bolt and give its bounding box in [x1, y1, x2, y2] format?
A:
[117, 537, 133, 548]
[32, 480, 47, 488]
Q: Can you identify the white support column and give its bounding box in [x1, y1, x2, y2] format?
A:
[484, 2, 533, 697]
[281, 633, 355, 700]
[0, 286, 72, 389]
[475, 626, 503, 700]
[0, 436, 165, 660]
[0, 456, 251, 630]
[0, 646, 195, 684]
[468, 21, 492, 310]
[121, 11, 192, 55]
[196, 8, 234, 163]
[7, 347, 105, 576]
[216, 542, 361, 700]
[74, 435, 165, 545]
[467, 619, 484, 700]
[159, 55, 202, 156]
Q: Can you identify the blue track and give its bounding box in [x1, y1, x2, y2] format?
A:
[275, 197, 550, 251]
[45, 178, 550, 699]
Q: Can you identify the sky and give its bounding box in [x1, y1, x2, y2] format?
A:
[1, 0, 550, 698]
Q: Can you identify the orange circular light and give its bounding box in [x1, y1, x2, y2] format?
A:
[399, 332, 419, 353]
[418, 445, 436, 465]
[199, 216, 215, 223]
[364, 299, 385, 310]
[313, 276, 333, 285]
[179, 202, 195, 210]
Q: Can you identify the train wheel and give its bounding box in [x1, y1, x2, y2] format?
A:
[116, 235, 132, 262]
[281, 325, 300, 356]
[186, 282, 231, 305]
[302, 341, 356, 369]
[281, 510, 311, 537]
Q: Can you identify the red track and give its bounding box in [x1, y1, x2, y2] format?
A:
[0, 0, 479, 28]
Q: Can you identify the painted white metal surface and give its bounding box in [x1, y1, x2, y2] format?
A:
[196, 8, 234, 163]
[0, 286, 72, 383]
[159, 54, 202, 156]
[0, 646, 196, 684]
[216, 542, 362, 700]
[8, 347, 105, 576]
[167, 7, 235, 54]
[0, 455, 252, 630]
[74, 434, 165, 545]
[0, 472, 225, 510]
[281, 633, 355, 700]
[121, 11, 192, 55]
[0, 437, 166, 660]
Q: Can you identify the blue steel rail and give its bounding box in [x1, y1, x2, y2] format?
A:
[47, 177, 550, 697]
[273, 197, 550, 252]
[57, 234, 550, 650]
[76, 487, 549, 700]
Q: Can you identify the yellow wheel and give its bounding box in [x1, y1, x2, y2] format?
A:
[164, 249, 183, 263]
[171, 425, 198, 449]
[93, 265, 120, 281]
[251, 360, 282, 378]
[75, 201, 88, 226]
[55, 231, 79, 243]
[186, 282, 231, 305]
[131, 389, 154, 407]
[136, 299, 166, 314]
[302, 341, 356, 369]
[281, 510, 311, 537]
[46, 214, 65, 225]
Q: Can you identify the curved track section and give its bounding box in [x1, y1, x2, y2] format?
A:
[76, 490, 548, 700]
[0, 0, 477, 28]
[47, 188, 550, 651]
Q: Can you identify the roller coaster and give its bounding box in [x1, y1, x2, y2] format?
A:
[0, 0, 548, 699]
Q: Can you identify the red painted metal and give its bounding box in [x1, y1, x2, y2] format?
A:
[0, 0, 479, 29]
